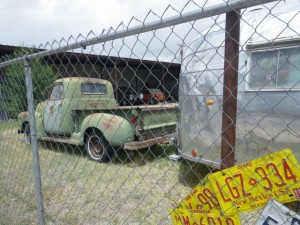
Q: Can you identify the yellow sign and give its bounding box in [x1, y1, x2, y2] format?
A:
[208, 148, 300, 215]
[170, 208, 241, 225]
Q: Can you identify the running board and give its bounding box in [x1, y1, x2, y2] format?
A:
[39, 137, 81, 145]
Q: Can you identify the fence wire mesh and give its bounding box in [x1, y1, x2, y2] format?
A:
[0, 0, 300, 224]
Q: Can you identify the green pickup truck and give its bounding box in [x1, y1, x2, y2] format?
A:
[18, 77, 178, 162]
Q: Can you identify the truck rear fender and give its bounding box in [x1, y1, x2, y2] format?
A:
[81, 113, 135, 146]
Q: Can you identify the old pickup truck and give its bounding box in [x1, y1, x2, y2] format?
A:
[18, 77, 178, 162]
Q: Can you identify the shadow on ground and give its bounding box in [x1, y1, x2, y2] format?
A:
[112, 144, 177, 166]
[38, 140, 177, 166]
[38, 141, 219, 188]
[178, 159, 219, 187]
[39, 140, 86, 158]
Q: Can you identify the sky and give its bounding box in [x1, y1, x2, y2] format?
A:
[1, 0, 240, 45]
[0, 0, 227, 61]
[0, 0, 199, 47]
[1, 0, 297, 61]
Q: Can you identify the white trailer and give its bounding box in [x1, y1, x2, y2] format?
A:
[178, 0, 300, 168]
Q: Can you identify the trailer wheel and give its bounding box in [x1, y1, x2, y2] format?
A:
[24, 123, 31, 145]
[85, 130, 113, 162]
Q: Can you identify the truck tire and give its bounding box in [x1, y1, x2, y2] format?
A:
[24, 123, 31, 145]
[85, 130, 113, 162]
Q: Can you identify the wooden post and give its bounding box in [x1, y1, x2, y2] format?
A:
[221, 10, 241, 169]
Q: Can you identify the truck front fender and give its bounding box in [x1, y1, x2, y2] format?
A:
[18, 111, 29, 121]
[17, 111, 30, 133]
[81, 113, 135, 147]
[17, 111, 46, 138]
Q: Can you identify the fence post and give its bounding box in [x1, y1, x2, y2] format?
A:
[221, 10, 241, 170]
[24, 56, 45, 225]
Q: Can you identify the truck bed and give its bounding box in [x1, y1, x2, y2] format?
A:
[74, 103, 178, 150]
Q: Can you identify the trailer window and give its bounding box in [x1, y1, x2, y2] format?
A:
[81, 83, 107, 94]
[248, 47, 300, 90]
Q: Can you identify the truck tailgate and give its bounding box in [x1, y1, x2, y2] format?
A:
[133, 103, 178, 140]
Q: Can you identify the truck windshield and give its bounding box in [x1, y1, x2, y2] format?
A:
[49, 83, 63, 100]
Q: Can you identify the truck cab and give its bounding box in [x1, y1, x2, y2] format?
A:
[42, 78, 117, 136]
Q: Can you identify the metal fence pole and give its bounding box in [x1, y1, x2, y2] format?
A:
[221, 10, 241, 170]
[24, 57, 45, 225]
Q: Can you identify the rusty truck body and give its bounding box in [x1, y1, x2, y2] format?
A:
[18, 77, 177, 162]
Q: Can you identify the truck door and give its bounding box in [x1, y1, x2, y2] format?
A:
[44, 83, 64, 134]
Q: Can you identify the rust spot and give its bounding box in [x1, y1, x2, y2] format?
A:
[101, 117, 119, 130]
[50, 106, 55, 115]
[21, 112, 29, 117]
[102, 116, 118, 124]
[102, 122, 112, 130]
[89, 103, 99, 108]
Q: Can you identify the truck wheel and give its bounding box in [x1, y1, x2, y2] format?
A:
[24, 123, 31, 145]
[85, 130, 113, 162]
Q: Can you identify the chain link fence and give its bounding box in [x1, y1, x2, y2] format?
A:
[1, 0, 300, 224]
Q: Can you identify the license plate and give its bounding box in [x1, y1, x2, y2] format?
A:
[208, 148, 300, 215]
[170, 208, 241, 225]
[180, 176, 220, 211]
[255, 199, 300, 225]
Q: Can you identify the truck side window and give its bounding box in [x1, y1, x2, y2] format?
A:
[248, 47, 300, 90]
[81, 83, 107, 94]
[49, 84, 64, 100]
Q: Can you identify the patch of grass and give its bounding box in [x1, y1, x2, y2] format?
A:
[0, 120, 18, 132]
[179, 159, 218, 187]
[284, 201, 300, 213]
[0, 127, 191, 224]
